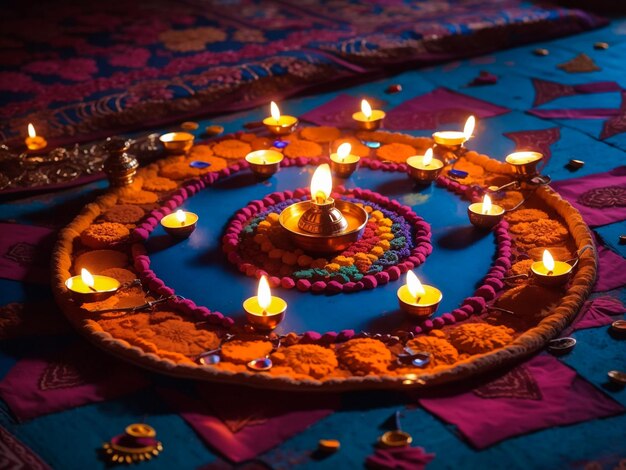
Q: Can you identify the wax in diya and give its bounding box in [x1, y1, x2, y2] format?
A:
[467, 194, 505, 229]
[397, 270, 442, 318]
[432, 116, 474, 162]
[159, 132, 195, 155]
[65, 268, 120, 303]
[330, 142, 360, 178]
[352, 99, 386, 131]
[531, 249, 573, 287]
[25, 123, 47, 152]
[160, 209, 198, 239]
[243, 275, 287, 332]
[245, 149, 284, 178]
[263, 101, 298, 136]
[406, 148, 443, 184]
[505, 151, 544, 179]
[279, 164, 368, 253]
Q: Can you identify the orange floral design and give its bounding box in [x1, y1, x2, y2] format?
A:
[272, 344, 338, 379]
[142, 177, 178, 192]
[406, 336, 459, 367]
[80, 223, 130, 249]
[159, 27, 227, 52]
[189, 144, 214, 157]
[283, 139, 323, 158]
[212, 139, 252, 159]
[220, 340, 273, 365]
[496, 284, 563, 319]
[449, 323, 514, 354]
[300, 126, 341, 143]
[135, 319, 220, 357]
[337, 338, 392, 375]
[506, 208, 549, 225]
[118, 190, 159, 205]
[509, 259, 533, 277]
[513, 219, 569, 245]
[493, 191, 524, 210]
[376, 143, 416, 163]
[102, 204, 145, 224]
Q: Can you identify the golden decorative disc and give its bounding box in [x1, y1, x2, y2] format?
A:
[125, 423, 157, 438]
[380, 430, 413, 448]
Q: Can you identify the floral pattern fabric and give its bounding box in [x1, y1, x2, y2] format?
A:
[0, 0, 603, 143]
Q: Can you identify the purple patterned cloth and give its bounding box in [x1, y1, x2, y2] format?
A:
[383, 88, 510, 130]
[0, 341, 149, 421]
[417, 355, 624, 449]
[563, 296, 624, 335]
[595, 241, 626, 292]
[0, 223, 55, 284]
[366, 446, 435, 470]
[551, 167, 626, 227]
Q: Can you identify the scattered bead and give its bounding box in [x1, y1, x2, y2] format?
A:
[534, 48, 549, 56]
[247, 357, 273, 371]
[547, 337, 576, 355]
[385, 84, 402, 94]
[619, 236, 626, 245]
[594, 42, 609, 50]
[181, 121, 199, 130]
[610, 319, 626, 334]
[318, 439, 341, 452]
[205, 125, 224, 136]
[608, 370, 626, 386]
[189, 160, 211, 169]
[566, 159, 585, 170]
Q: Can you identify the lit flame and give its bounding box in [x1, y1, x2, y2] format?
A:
[28, 123, 36, 138]
[482, 194, 492, 215]
[175, 209, 186, 224]
[406, 270, 426, 299]
[257, 275, 271, 311]
[81, 268, 95, 289]
[337, 142, 351, 162]
[311, 163, 332, 203]
[361, 99, 372, 119]
[270, 101, 280, 121]
[463, 116, 475, 141]
[423, 148, 433, 167]
[542, 249, 555, 273]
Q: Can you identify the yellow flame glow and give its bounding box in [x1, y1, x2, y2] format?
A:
[482, 194, 492, 215]
[257, 275, 271, 311]
[175, 210, 186, 224]
[542, 249, 555, 272]
[464, 115, 475, 141]
[28, 123, 36, 138]
[81, 268, 95, 288]
[311, 163, 332, 203]
[423, 148, 433, 166]
[337, 142, 351, 161]
[270, 101, 280, 121]
[406, 270, 426, 299]
[361, 99, 372, 119]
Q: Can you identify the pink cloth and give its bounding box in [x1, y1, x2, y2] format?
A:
[550, 166, 626, 227]
[159, 383, 339, 463]
[417, 355, 624, 449]
[0, 223, 55, 284]
[300, 94, 386, 128]
[366, 446, 435, 470]
[565, 296, 624, 335]
[384, 87, 510, 130]
[532, 78, 621, 107]
[595, 242, 626, 292]
[0, 341, 150, 421]
[503, 127, 560, 164]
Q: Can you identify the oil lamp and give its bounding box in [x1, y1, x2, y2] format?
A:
[505, 151, 544, 179]
[245, 149, 284, 178]
[531, 249, 573, 286]
[397, 270, 442, 318]
[467, 194, 505, 229]
[243, 275, 287, 331]
[263, 101, 298, 136]
[279, 164, 368, 253]
[65, 268, 120, 303]
[160, 209, 198, 239]
[406, 148, 443, 184]
[352, 99, 386, 130]
[330, 143, 360, 178]
[25, 123, 47, 152]
[159, 132, 195, 155]
[432, 116, 474, 162]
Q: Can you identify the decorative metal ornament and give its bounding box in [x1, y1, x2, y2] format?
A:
[189, 160, 212, 169]
[103, 138, 140, 187]
[247, 357, 273, 371]
[448, 169, 469, 179]
[607, 370, 626, 386]
[362, 140, 381, 149]
[102, 423, 163, 464]
[272, 140, 289, 149]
